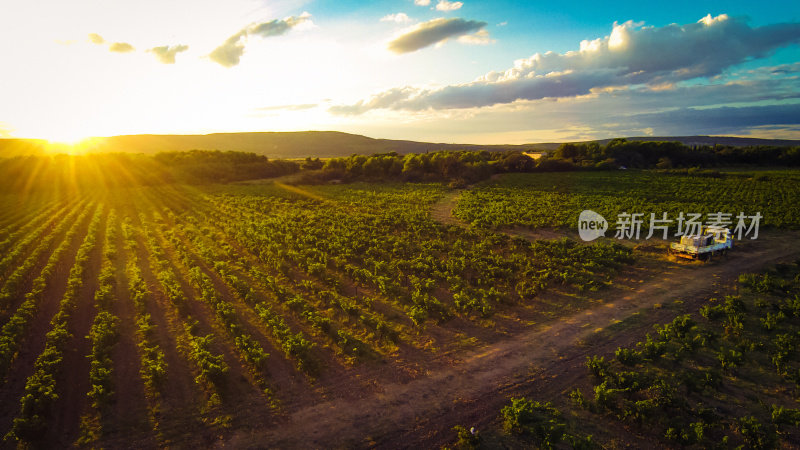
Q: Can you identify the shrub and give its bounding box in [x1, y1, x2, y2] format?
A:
[586, 355, 609, 379]
[501, 398, 566, 448]
[569, 389, 588, 409]
[615, 347, 641, 366]
[451, 425, 481, 449]
[736, 416, 777, 449]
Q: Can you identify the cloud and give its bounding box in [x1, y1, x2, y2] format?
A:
[109, 42, 135, 53]
[330, 87, 419, 115]
[414, 0, 431, 5]
[88, 33, 138, 56]
[436, 0, 463, 11]
[209, 13, 312, 68]
[337, 14, 800, 113]
[471, 80, 800, 138]
[457, 29, 494, 45]
[209, 32, 247, 68]
[628, 103, 800, 135]
[88, 33, 105, 44]
[388, 18, 487, 53]
[255, 103, 317, 111]
[534, 80, 800, 136]
[381, 13, 412, 23]
[333, 73, 800, 143]
[250, 13, 311, 37]
[599, 78, 800, 111]
[148, 45, 189, 64]
[766, 62, 800, 75]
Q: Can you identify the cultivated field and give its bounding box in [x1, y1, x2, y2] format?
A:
[454, 170, 800, 230]
[0, 169, 799, 447]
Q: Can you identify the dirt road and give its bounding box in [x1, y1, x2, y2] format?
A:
[223, 189, 800, 448]
[429, 189, 464, 227]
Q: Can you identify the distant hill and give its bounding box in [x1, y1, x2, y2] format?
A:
[527, 135, 800, 151]
[0, 139, 50, 157]
[0, 131, 544, 159]
[1, 132, 797, 159]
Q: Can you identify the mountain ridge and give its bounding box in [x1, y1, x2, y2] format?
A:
[1, 131, 797, 159]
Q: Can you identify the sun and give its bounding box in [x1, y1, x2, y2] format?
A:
[45, 130, 90, 145]
[44, 131, 95, 155]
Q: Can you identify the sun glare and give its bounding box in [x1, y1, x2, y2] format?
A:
[48, 135, 88, 146]
[45, 133, 94, 155]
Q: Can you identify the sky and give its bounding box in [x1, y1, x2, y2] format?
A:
[1, 0, 799, 144]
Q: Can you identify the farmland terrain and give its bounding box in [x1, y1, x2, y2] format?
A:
[231, 229, 800, 448]
[0, 158, 799, 447]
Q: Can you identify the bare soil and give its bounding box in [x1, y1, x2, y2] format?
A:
[429, 189, 464, 227]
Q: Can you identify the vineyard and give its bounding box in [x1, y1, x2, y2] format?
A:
[483, 262, 800, 449]
[454, 170, 800, 231]
[0, 181, 633, 446]
[2, 164, 800, 447]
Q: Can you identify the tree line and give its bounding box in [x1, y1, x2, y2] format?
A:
[298, 140, 800, 185]
[550, 138, 800, 169]
[0, 151, 299, 192]
[0, 140, 798, 191]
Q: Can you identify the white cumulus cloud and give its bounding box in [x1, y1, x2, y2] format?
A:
[108, 42, 135, 53]
[381, 13, 412, 23]
[436, 0, 463, 11]
[88, 33, 105, 44]
[209, 12, 312, 68]
[457, 29, 494, 45]
[387, 17, 487, 53]
[148, 45, 189, 64]
[334, 14, 800, 113]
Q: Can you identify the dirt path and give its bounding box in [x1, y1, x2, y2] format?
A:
[429, 182, 576, 241]
[221, 191, 800, 448]
[430, 189, 464, 227]
[428, 174, 505, 228]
